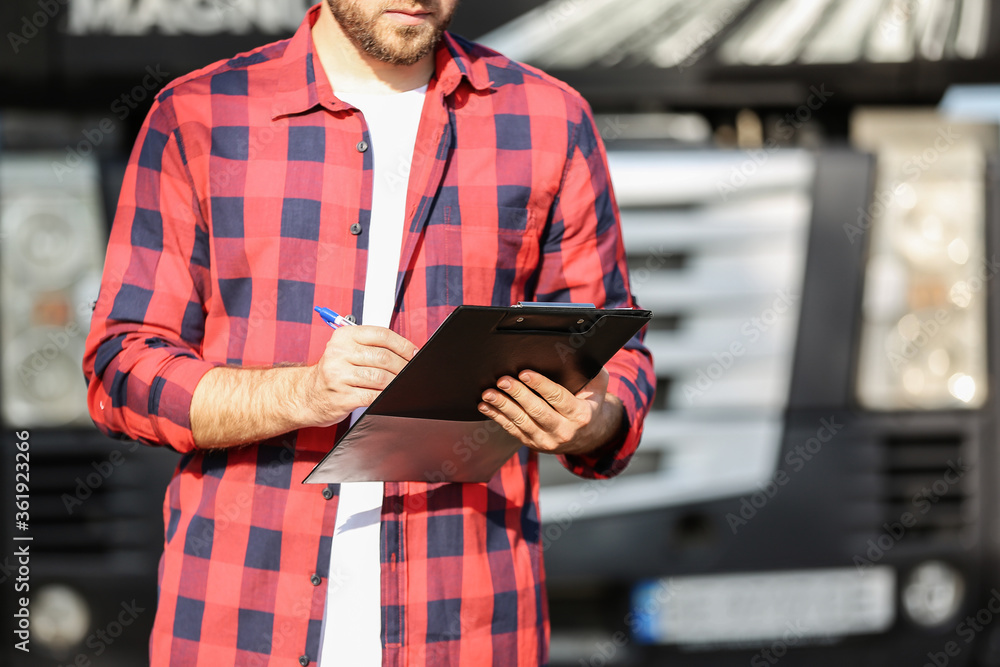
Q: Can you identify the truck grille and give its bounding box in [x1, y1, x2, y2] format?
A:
[539, 149, 814, 520]
[880, 434, 972, 542]
[17, 432, 174, 571]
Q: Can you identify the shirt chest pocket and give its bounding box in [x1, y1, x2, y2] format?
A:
[421, 204, 542, 306]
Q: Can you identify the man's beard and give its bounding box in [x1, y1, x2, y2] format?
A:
[326, 0, 453, 66]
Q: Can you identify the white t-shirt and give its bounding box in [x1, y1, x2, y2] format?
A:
[317, 84, 427, 666]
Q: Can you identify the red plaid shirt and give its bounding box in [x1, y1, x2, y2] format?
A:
[83, 5, 654, 666]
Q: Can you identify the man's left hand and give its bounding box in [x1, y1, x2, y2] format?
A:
[478, 369, 624, 456]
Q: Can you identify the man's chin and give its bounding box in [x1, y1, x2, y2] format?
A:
[370, 25, 441, 65]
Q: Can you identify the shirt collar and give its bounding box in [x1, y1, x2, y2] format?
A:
[271, 4, 494, 121]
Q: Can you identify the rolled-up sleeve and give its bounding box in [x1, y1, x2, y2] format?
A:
[83, 94, 219, 454]
[535, 97, 656, 479]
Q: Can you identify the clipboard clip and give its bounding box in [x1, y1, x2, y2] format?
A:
[514, 301, 596, 308]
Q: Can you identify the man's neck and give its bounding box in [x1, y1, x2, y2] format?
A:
[312, 4, 435, 95]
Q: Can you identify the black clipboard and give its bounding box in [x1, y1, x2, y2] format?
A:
[302, 304, 651, 484]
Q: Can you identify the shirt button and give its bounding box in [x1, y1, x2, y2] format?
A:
[310, 574, 322, 586]
[356, 140, 369, 153]
[322, 487, 333, 500]
[350, 222, 362, 235]
[299, 656, 310, 666]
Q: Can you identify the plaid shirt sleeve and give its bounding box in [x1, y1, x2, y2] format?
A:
[82, 94, 220, 454]
[535, 100, 656, 480]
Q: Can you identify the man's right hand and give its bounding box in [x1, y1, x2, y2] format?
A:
[190, 325, 417, 449]
[306, 326, 419, 427]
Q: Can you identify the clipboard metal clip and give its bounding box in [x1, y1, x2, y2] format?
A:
[514, 301, 596, 308]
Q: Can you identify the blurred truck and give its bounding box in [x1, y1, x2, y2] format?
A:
[539, 109, 1000, 667]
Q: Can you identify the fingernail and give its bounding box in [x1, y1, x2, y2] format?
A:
[478, 403, 489, 413]
[483, 391, 496, 401]
[498, 379, 511, 390]
[519, 372, 531, 383]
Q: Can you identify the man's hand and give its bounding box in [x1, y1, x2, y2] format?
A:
[307, 325, 419, 427]
[478, 369, 624, 457]
[191, 325, 417, 449]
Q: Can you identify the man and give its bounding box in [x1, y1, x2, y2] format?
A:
[83, 1, 654, 664]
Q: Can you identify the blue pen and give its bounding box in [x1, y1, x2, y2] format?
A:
[314, 307, 357, 329]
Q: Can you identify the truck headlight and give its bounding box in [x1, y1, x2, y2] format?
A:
[852, 110, 991, 410]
